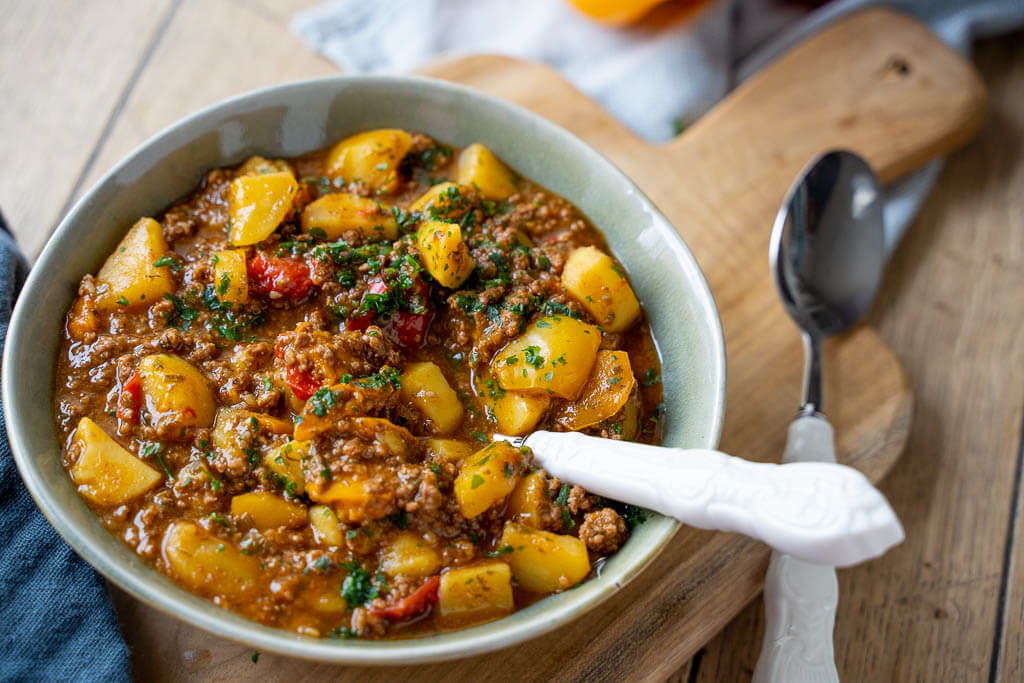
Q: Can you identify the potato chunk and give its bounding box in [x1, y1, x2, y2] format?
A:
[230, 491, 306, 529]
[416, 220, 474, 288]
[69, 417, 162, 506]
[227, 170, 298, 246]
[211, 249, 248, 304]
[506, 471, 547, 529]
[301, 193, 398, 241]
[438, 561, 514, 621]
[264, 439, 309, 495]
[400, 361, 463, 435]
[454, 441, 524, 518]
[499, 522, 591, 593]
[456, 143, 518, 200]
[323, 128, 412, 193]
[562, 246, 640, 332]
[423, 438, 475, 463]
[380, 532, 442, 579]
[491, 316, 602, 400]
[309, 504, 344, 546]
[138, 354, 217, 437]
[482, 388, 550, 436]
[553, 350, 636, 430]
[94, 217, 174, 311]
[409, 182, 473, 221]
[162, 521, 259, 598]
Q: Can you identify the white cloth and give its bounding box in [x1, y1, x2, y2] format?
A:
[293, 0, 1024, 248]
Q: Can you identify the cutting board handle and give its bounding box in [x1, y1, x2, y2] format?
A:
[666, 8, 986, 184]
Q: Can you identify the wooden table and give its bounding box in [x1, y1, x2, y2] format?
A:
[3, 1, 1022, 680]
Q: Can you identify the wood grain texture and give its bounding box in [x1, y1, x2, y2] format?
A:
[0, 0, 176, 261]
[687, 31, 1024, 682]
[73, 0, 335, 210]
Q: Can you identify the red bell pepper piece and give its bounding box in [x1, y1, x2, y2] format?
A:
[285, 366, 320, 400]
[247, 251, 313, 300]
[369, 575, 440, 622]
[273, 336, 320, 399]
[346, 276, 389, 332]
[116, 370, 141, 424]
[394, 309, 431, 347]
[392, 277, 431, 347]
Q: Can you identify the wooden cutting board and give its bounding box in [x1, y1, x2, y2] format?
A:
[117, 8, 986, 680]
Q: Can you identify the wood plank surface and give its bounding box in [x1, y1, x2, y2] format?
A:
[688, 31, 1024, 682]
[0, 0, 177, 260]
[3, 1, 1022, 681]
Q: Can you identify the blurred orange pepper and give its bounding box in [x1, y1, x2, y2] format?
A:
[567, 0, 669, 25]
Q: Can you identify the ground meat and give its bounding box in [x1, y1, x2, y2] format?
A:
[579, 508, 627, 554]
[274, 321, 401, 382]
[162, 169, 230, 242]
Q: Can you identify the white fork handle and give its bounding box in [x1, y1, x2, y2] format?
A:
[753, 415, 841, 683]
[520, 428, 903, 567]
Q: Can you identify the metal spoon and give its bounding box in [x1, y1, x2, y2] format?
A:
[752, 150, 896, 683]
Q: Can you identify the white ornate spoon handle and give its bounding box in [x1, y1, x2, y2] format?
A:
[517, 428, 903, 567]
[753, 415, 841, 683]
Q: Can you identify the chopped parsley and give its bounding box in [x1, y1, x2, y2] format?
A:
[152, 255, 182, 272]
[643, 369, 662, 386]
[556, 484, 575, 529]
[115, 296, 130, 307]
[470, 474, 486, 489]
[340, 561, 379, 609]
[355, 367, 402, 390]
[484, 545, 514, 558]
[308, 387, 339, 417]
[523, 346, 544, 369]
[141, 442, 174, 481]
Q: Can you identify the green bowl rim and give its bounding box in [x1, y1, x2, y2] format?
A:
[2, 73, 725, 664]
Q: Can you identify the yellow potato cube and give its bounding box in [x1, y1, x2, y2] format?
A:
[499, 522, 591, 593]
[562, 246, 640, 332]
[69, 417, 162, 506]
[423, 438, 475, 463]
[211, 250, 248, 304]
[311, 585, 347, 613]
[265, 439, 309, 495]
[416, 220, 475, 288]
[138, 354, 217, 436]
[323, 128, 413, 193]
[553, 350, 636, 430]
[237, 155, 291, 177]
[438, 561, 514, 621]
[399, 361, 463, 435]
[491, 316, 602, 400]
[94, 217, 174, 311]
[162, 521, 259, 598]
[506, 471, 547, 529]
[212, 408, 292, 471]
[301, 193, 398, 241]
[483, 388, 551, 436]
[454, 441, 523, 518]
[230, 491, 306, 529]
[409, 182, 473, 221]
[228, 170, 298, 246]
[380, 532, 442, 579]
[308, 504, 344, 546]
[456, 143, 518, 200]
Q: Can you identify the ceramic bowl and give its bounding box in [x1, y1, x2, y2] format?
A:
[3, 76, 725, 664]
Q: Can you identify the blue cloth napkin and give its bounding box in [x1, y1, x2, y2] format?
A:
[0, 211, 131, 681]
